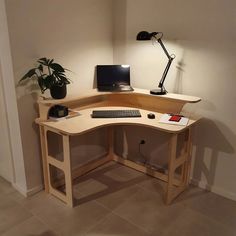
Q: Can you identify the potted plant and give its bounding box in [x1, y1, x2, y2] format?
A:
[19, 57, 71, 99]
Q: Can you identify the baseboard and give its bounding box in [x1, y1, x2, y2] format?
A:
[12, 183, 43, 197]
[191, 178, 236, 202]
[26, 184, 44, 196]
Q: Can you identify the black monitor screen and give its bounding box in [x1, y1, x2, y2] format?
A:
[97, 65, 130, 87]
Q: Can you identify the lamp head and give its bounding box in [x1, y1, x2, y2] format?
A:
[136, 31, 162, 41]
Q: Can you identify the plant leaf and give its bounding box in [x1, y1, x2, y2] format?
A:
[38, 64, 43, 72]
[37, 76, 46, 92]
[38, 57, 47, 63]
[19, 68, 36, 82]
[37, 60, 48, 66]
[53, 71, 70, 84]
[48, 59, 54, 65]
[44, 74, 57, 88]
[38, 57, 51, 66]
[50, 63, 65, 72]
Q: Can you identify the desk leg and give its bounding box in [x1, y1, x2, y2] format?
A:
[183, 127, 193, 186]
[62, 135, 74, 207]
[166, 133, 178, 204]
[42, 128, 74, 207]
[165, 128, 193, 204]
[39, 126, 49, 193]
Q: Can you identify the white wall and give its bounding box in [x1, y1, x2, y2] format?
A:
[5, 0, 114, 192]
[0, 65, 13, 182]
[113, 0, 236, 200]
[0, 0, 27, 194]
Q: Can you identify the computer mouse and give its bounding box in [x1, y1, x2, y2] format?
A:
[147, 113, 155, 119]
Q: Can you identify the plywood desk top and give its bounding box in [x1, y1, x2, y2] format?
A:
[37, 88, 201, 135]
[38, 106, 199, 136]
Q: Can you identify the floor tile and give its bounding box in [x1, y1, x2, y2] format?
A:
[104, 163, 144, 182]
[179, 187, 236, 230]
[26, 197, 110, 236]
[2, 216, 59, 236]
[73, 161, 148, 207]
[0, 195, 32, 234]
[162, 208, 236, 236]
[14, 191, 58, 213]
[7, 189, 26, 203]
[136, 177, 166, 199]
[113, 188, 184, 235]
[95, 184, 141, 211]
[74, 178, 108, 200]
[0, 193, 18, 210]
[85, 213, 151, 236]
[0, 177, 15, 195]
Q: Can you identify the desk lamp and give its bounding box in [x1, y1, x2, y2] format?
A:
[136, 31, 175, 95]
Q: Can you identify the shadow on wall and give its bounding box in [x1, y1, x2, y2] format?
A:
[173, 56, 185, 94]
[114, 125, 170, 168]
[192, 118, 235, 188]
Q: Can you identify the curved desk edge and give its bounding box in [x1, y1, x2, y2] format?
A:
[37, 88, 201, 105]
[37, 107, 200, 136]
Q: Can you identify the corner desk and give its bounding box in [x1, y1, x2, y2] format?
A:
[36, 88, 201, 207]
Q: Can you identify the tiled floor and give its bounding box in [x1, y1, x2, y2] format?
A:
[1, 161, 236, 236]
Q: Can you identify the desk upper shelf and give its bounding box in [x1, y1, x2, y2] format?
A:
[38, 88, 201, 105]
[37, 88, 201, 120]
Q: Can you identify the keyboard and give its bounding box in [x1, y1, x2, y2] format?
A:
[91, 109, 141, 118]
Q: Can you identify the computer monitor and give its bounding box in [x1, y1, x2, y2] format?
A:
[96, 65, 131, 89]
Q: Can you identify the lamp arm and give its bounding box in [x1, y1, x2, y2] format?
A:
[157, 38, 172, 59]
[158, 57, 174, 89]
[154, 37, 175, 90]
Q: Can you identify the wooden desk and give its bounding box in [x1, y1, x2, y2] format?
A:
[36, 88, 201, 207]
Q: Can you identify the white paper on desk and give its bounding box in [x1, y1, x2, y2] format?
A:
[48, 116, 66, 121]
[159, 114, 189, 126]
[49, 111, 81, 121]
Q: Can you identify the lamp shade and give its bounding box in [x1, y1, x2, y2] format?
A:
[136, 31, 158, 40]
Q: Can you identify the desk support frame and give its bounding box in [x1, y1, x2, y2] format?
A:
[40, 125, 193, 207]
[42, 127, 74, 207]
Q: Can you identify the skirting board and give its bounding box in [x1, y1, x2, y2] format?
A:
[12, 183, 43, 197]
[191, 178, 236, 202]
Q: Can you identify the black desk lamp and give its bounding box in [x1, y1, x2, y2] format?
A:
[136, 31, 175, 95]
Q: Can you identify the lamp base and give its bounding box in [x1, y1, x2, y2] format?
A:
[150, 88, 166, 95]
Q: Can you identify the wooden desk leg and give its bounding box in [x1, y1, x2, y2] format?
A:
[62, 135, 74, 207]
[184, 127, 193, 186]
[165, 128, 193, 204]
[165, 133, 178, 204]
[39, 126, 49, 193]
[42, 128, 73, 207]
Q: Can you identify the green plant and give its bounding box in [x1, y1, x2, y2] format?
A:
[19, 57, 70, 93]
